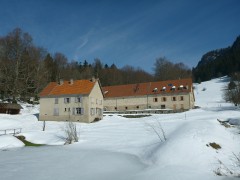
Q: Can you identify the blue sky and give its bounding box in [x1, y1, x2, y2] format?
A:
[0, 0, 240, 73]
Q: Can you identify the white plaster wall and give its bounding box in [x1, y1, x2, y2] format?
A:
[104, 92, 194, 111]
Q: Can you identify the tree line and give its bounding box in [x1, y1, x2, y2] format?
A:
[0, 28, 192, 101]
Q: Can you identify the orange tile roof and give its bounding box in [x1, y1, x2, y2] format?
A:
[39, 80, 96, 97]
[103, 78, 193, 98]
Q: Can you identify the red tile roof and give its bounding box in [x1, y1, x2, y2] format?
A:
[103, 78, 193, 98]
[39, 80, 96, 97]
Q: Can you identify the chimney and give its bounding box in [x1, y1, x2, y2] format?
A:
[69, 79, 74, 85]
[58, 79, 64, 85]
[90, 76, 96, 82]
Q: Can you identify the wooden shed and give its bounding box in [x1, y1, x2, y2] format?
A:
[0, 103, 23, 115]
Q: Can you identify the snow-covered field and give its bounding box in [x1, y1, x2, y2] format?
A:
[0, 77, 239, 180]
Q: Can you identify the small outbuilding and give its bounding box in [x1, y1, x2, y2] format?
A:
[0, 103, 23, 114]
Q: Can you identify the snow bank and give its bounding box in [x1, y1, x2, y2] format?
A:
[0, 135, 24, 149]
[0, 146, 146, 180]
[21, 131, 65, 145]
[228, 118, 240, 126]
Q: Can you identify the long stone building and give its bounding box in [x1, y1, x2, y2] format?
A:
[102, 78, 195, 112]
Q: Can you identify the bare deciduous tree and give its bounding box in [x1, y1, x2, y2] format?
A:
[64, 121, 79, 144]
[154, 57, 192, 81]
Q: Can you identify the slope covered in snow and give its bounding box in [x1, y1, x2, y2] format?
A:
[0, 76, 239, 180]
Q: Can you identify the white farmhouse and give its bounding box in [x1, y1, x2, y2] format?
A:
[39, 79, 103, 123]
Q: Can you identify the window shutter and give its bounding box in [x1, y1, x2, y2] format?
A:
[72, 108, 75, 115]
[75, 97, 77, 103]
[81, 108, 84, 115]
[54, 108, 59, 116]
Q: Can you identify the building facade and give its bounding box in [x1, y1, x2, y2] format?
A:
[103, 78, 195, 112]
[39, 79, 103, 123]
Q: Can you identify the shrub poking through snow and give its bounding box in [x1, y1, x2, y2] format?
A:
[146, 119, 167, 142]
[64, 121, 79, 144]
[214, 152, 240, 177]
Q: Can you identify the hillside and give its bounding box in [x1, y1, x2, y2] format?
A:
[0, 77, 239, 179]
[193, 36, 240, 82]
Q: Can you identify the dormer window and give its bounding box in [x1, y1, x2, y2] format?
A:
[161, 86, 166, 91]
[153, 88, 158, 92]
[178, 85, 184, 90]
[171, 86, 176, 91]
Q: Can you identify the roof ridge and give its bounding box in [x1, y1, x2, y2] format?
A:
[103, 78, 192, 88]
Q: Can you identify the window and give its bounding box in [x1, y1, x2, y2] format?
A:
[75, 96, 82, 103]
[153, 98, 158, 102]
[96, 108, 102, 115]
[161, 105, 166, 109]
[53, 108, 59, 116]
[55, 98, 58, 104]
[172, 97, 176, 101]
[178, 85, 184, 90]
[136, 106, 139, 109]
[125, 107, 128, 110]
[115, 107, 117, 110]
[180, 96, 184, 101]
[64, 97, 70, 103]
[64, 108, 67, 112]
[153, 88, 158, 93]
[76, 108, 84, 115]
[91, 108, 95, 115]
[162, 97, 167, 102]
[73, 107, 84, 115]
